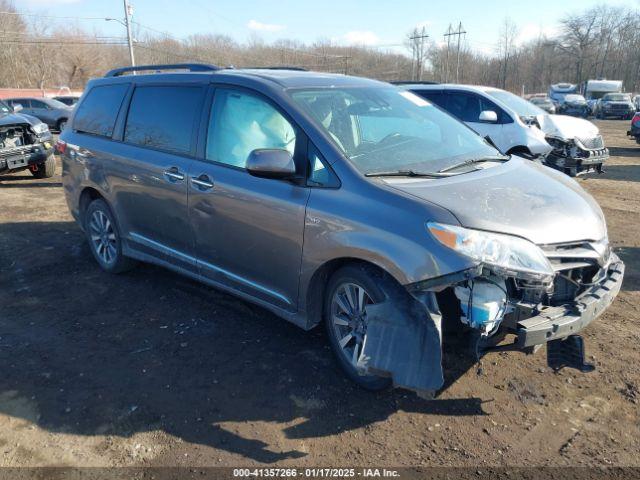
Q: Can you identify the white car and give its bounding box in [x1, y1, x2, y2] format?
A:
[403, 84, 609, 176]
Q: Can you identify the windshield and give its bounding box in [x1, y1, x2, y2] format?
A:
[0, 100, 10, 114]
[603, 93, 631, 102]
[565, 94, 586, 102]
[485, 89, 545, 117]
[290, 87, 499, 175]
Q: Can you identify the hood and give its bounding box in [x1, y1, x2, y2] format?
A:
[536, 114, 599, 140]
[0, 112, 41, 127]
[381, 157, 606, 245]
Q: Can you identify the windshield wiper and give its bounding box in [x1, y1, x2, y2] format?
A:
[437, 156, 510, 173]
[365, 169, 453, 178]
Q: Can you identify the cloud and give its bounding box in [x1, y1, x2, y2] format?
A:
[516, 23, 559, 46]
[247, 19, 286, 33]
[339, 30, 379, 46]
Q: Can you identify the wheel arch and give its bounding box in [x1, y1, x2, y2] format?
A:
[302, 257, 398, 329]
[78, 187, 109, 226]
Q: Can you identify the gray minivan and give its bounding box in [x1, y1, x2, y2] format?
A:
[59, 64, 624, 397]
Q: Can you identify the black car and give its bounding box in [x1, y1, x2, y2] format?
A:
[595, 93, 635, 120]
[557, 94, 589, 117]
[0, 100, 56, 178]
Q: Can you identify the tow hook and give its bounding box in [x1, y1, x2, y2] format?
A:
[29, 164, 38, 172]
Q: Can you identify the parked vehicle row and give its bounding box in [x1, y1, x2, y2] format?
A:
[402, 83, 608, 176]
[58, 64, 624, 397]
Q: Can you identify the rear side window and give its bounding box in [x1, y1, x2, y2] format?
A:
[125, 86, 203, 154]
[413, 90, 447, 109]
[74, 84, 128, 137]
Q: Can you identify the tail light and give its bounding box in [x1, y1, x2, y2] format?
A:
[55, 139, 66, 154]
[632, 113, 640, 127]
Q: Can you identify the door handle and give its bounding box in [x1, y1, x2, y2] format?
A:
[163, 167, 184, 182]
[191, 174, 214, 190]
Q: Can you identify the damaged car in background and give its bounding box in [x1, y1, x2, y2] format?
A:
[402, 84, 609, 177]
[60, 66, 624, 399]
[0, 99, 55, 178]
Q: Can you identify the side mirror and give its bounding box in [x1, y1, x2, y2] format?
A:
[479, 110, 498, 123]
[12, 103, 23, 113]
[246, 149, 296, 179]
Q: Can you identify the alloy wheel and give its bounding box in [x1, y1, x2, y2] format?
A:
[89, 210, 117, 265]
[330, 282, 374, 367]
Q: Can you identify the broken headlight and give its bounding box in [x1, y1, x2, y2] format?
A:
[427, 222, 554, 281]
[32, 122, 49, 135]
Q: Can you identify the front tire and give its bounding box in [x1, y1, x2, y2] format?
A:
[84, 199, 137, 274]
[57, 119, 67, 132]
[324, 265, 394, 391]
[31, 154, 56, 179]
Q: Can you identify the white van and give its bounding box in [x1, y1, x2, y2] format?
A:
[404, 84, 609, 176]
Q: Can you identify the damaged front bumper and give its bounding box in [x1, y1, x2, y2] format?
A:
[544, 136, 609, 175]
[359, 253, 624, 398]
[507, 255, 624, 348]
[0, 142, 53, 173]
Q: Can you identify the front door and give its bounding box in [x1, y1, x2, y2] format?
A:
[188, 87, 309, 310]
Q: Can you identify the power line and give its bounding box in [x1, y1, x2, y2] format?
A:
[0, 39, 128, 45]
[0, 10, 112, 21]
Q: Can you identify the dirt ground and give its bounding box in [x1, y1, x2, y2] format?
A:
[0, 120, 638, 469]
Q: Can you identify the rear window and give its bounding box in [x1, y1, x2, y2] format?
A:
[74, 84, 128, 137]
[124, 85, 203, 154]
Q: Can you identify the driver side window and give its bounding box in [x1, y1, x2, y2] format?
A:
[206, 89, 297, 168]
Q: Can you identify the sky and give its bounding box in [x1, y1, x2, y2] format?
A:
[17, 0, 640, 56]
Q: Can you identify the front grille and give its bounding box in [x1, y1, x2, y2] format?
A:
[540, 241, 609, 305]
[576, 135, 604, 150]
[0, 145, 34, 158]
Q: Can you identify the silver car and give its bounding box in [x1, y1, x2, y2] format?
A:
[5, 96, 73, 132]
[59, 64, 624, 397]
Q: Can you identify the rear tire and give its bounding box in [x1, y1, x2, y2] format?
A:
[324, 264, 397, 391]
[31, 154, 56, 179]
[57, 118, 67, 132]
[84, 199, 137, 274]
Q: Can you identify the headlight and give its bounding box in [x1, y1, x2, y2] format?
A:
[32, 122, 49, 135]
[427, 222, 554, 280]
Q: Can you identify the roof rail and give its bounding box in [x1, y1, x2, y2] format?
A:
[241, 66, 308, 71]
[391, 81, 439, 85]
[105, 63, 221, 77]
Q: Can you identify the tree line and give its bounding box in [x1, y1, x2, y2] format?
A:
[1, 1, 639, 95]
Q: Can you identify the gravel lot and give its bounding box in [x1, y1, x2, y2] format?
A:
[0, 120, 638, 468]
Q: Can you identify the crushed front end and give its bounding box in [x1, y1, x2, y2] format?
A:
[544, 134, 609, 176]
[383, 224, 626, 397]
[413, 236, 624, 367]
[0, 123, 53, 175]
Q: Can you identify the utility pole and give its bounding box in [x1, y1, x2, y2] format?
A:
[123, 0, 135, 67]
[444, 22, 466, 83]
[444, 24, 452, 82]
[409, 27, 429, 81]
